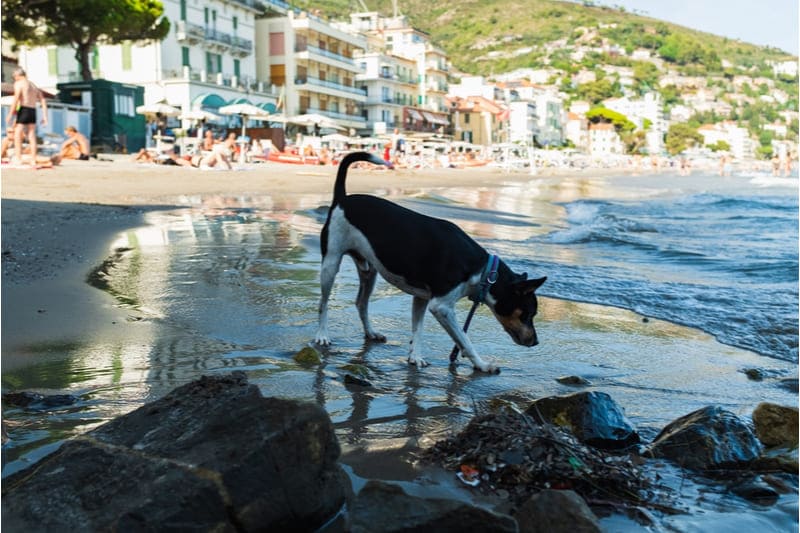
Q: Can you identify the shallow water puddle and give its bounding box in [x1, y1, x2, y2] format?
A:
[2, 184, 797, 529]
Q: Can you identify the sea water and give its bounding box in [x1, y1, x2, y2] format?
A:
[509, 172, 799, 363]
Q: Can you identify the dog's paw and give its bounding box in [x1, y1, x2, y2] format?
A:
[474, 362, 501, 374]
[314, 333, 332, 346]
[407, 355, 430, 368]
[365, 331, 387, 343]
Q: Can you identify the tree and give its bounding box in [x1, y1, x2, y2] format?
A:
[665, 122, 703, 155]
[585, 107, 636, 133]
[2, 0, 170, 81]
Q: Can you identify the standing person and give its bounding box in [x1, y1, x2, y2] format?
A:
[6, 67, 48, 167]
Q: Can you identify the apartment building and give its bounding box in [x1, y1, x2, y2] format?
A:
[588, 123, 623, 156]
[355, 51, 417, 133]
[255, 10, 367, 132]
[347, 12, 449, 134]
[18, 0, 280, 121]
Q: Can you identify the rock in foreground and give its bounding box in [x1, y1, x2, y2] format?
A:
[647, 405, 762, 471]
[2, 372, 351, 532]
[525, 391, 640, 450]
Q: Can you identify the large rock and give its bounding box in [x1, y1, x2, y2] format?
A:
[647, 405, 762, 471]
[2, 372, 351, 532]
[751, 402, 798, 448]
[515, 489, 602, 533]
[349, 480, 517, 533]
[525, 391, 639, 450]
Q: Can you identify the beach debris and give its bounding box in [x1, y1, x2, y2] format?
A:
[556, 375, 591, 386]
[421, 406, 659, 510]
[293, 345, 322, 365]
[457, 464, 481, 486]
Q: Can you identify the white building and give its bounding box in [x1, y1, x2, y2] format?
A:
[355, 52, 417, 133]
[565, 112, 588, 151]
[697, 121, 756, 159]
[344, 12, 448, 134]
[588, 123, 623, 155]
[255, 10, 368, 132]
[18, 0, 281, 129]
[603, 92, 665, 154]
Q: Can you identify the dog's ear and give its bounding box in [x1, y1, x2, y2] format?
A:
[514, 276, 547, 295]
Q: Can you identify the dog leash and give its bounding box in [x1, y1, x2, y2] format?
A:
[449, 254, 500, 362]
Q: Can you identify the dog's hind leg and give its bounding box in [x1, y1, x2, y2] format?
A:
[354, 257, 386, 342]
[315, 252, 343, 345]
[408, 296, 429, 367]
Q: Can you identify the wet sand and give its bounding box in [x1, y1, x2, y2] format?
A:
[0, 156, 593, 357]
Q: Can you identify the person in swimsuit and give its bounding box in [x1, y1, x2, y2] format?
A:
[5, 67, 48, 167]
[50, 126, 91, 164]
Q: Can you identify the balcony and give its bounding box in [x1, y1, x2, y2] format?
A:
[231, 35, 253, 57]
[295, 76, 367, 100]
[294, 44, 361, 73]
[176, 21, 205, 44]
[205, 28, 232, 52]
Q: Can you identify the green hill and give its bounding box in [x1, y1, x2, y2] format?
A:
[292, 0, 795, 77]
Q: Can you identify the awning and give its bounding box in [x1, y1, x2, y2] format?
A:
[422, 111, 448, 125]
[226, 97, 252, 106]
[407, 108, 423, 121]
[258, 102, 277, 114]
[192, 93, 226, 109]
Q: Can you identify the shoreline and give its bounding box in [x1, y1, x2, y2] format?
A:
[0, 157, 651, 361]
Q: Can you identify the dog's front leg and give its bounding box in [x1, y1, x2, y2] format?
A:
[408, 296, 429, 367]
[355, 260, 386, 342]
[429, 299, 499, 373]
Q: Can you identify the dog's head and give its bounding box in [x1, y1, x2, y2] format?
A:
[489, 273, 546, 347]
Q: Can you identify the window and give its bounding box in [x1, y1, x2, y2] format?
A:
[206, 52, 222, 74]
[122, 42, 132, 71]
[114, 93, 135, 117]
[234, 59, 240, 78]
[47, 48, 58, 76]
[269, 32, 285, 55]
[91, 46, 100, 72]
[182, 47, 190, 67]
[180, 0, 186, 20]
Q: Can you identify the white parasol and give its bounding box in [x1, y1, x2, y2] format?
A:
[136, 102, 180, 151]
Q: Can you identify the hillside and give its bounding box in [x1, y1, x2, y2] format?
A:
[293, 0, 795, 77]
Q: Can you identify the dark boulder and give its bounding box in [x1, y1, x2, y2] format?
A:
[646, 405, 762, 471]
[2, 372, 352, 532]
[514, 489, 602, 533]
[349, 480, 517, 533]
[525, 391, 639, 450]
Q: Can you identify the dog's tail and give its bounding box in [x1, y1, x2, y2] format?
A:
[333, 151, 392, 205]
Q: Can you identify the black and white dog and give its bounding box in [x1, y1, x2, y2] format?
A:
[315, 151, 546, 373]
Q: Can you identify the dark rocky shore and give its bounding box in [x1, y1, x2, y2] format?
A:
[3, 372, 797, 531]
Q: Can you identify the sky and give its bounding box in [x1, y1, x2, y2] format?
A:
[598, 0, 798, 56]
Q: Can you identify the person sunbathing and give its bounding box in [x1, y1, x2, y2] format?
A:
[50, 126, 91, 164]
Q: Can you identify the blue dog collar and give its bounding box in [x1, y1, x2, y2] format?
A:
[472, 254, 499, 303]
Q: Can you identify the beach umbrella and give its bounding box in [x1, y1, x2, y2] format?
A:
[179, 109, 221, 153]
[136, 102, 180, 151]
[288, 113, 346, 132]
[321, 133, 350, 143]
[179, 109, 220, 122]
[219, 103, 273, 138]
